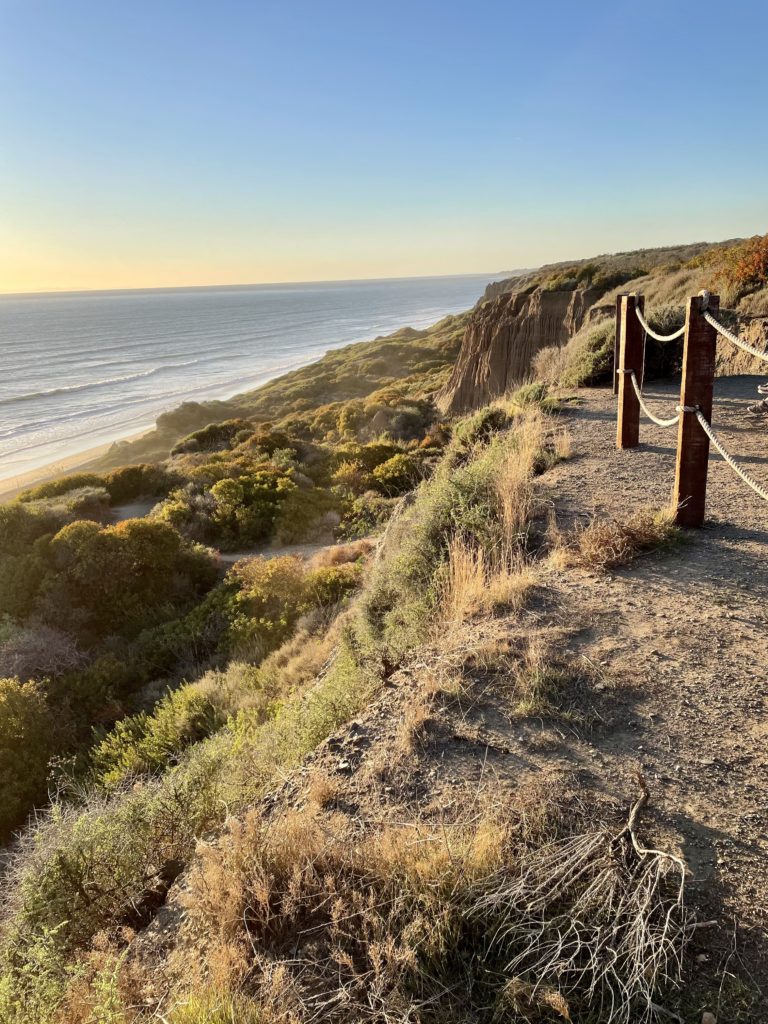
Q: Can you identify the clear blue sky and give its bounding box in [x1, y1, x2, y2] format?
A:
[1, 0, 766, 291]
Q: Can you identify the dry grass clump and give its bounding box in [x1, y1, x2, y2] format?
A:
[532, 343, 572, 386]
[396, 697, 434, 753]
[155, 780, 692, 1024]
[437, 412, 557, 626]
[306, 770, 340, 809]
[513, 637, 574, 718]
[550, 508, 678, 571]
[439, 536, 536, 625]
[308, 539, 375, 568]
[552, 428, 572, 461]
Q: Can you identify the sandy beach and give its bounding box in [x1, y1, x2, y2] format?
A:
[0, 429, 151, 503]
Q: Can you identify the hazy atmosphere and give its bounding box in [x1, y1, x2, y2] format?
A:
[2, 0, 767, 293]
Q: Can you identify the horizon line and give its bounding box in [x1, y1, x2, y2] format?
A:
[0, 269, 522, 301]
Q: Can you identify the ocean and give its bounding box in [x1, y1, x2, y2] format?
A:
[0, 274, 490, 487]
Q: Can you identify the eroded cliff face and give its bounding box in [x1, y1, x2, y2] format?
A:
[719, 317, 768, 375]
[437, 284, 602, 414]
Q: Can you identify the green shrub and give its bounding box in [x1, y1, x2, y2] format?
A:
[0, 679, 56, 839]
[450, 406, 510, 447]
[372, 452, 423, 496]
[131, 582, 240, 679]
[53, 654, 136, 718]
[508, 381, 549, 407]
[0, 551, 47, 620]
[4, 751, 225, 966]
[210, 470, 296, 547]
[273, 485, 342, 543]
[16, 473, 106, 503]
[225, 556, 309, 657]
[104, 463, 180, 503]
[330, 459, 375, 495]
[304, 562, 363, 608]
[339, 492, 399, 538]
[560, 318, 616, 387]
[171, 418, 254, 455]
[25, 486, 111, 525]
[92, 681, 239, 789]
[0, 504, 56, 556]
[153, 483, 218, 543]
[237, 429, 295, 456]
[37, 518, 218, 643]
[331, 440, 403, 472]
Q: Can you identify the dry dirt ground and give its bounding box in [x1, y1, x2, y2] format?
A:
[540, 377, 768, 1000]
[276, 377, 768, 1015]
[135, 377, 768, 1020]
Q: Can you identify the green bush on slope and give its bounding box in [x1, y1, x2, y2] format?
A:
[533, 306, 686, 389]
[0, 405, 553, 1022]
[0, 679, 57, 838]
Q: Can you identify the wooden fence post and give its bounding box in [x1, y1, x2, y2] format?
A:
[672, 293, 719, 527]
[613, 293, 625, 396]
[616, 294, 645, 449]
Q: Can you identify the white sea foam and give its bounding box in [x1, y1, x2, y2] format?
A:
[0, 275, 487, 482]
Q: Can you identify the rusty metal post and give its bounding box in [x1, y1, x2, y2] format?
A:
[672, 293, 719, 527]
[616, 294, 644, 449]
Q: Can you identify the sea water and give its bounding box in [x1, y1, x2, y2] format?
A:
[0, 274, 491, 485]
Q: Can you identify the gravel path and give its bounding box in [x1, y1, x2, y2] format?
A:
[542, 376, 768, 1001]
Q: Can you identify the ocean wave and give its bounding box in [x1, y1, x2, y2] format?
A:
[0, 350, 328, 454]
[0, 360, 201, 407]
[0, 278, 485, 479]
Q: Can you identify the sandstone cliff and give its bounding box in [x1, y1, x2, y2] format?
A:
[438, 238, 758, 415]
[481, 271, 532, 302]
[437, 284, 602, 413]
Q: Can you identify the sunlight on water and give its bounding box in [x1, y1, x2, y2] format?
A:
[0, 275, 489, 483]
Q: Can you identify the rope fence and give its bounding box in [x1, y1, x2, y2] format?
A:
[615, 290, 768, 524]
[693, 409, 768, 502]
[634, 303, 686, 342]
[624, 370, 680, 428]
[701, 309, 768, 363]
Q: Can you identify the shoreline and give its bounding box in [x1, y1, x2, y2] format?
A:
[0, 300, 475, 506]
[0, 429, 152, 503]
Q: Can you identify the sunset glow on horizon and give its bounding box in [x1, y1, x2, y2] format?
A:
[2, 0, 767, 295]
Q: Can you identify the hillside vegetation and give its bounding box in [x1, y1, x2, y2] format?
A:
[0, 318, 467, 841]
[95, 315, 468, 468]
[528, 234, 768, 390]
[1, 235, 766, 1022]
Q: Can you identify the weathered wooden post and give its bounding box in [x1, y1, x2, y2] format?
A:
[616, 293, 645, 449]
[672, 293, 718, 527]
[613, 293, 625, 396]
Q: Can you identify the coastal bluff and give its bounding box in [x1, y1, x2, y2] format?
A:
[438, 282, 603, 413]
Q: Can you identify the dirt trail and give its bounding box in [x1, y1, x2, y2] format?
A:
[217, 537, 337, 565]
[541, 375, 768, 991]
[287, 377, 768, 1007]
[130, 378, 768, 1017]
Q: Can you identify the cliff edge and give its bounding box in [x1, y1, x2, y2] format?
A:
[437, 283, 602, 413]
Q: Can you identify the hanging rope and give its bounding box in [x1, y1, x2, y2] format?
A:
[634, 303, 686, 342]
[701, 310, 768, 363]
[623, 370, 680, 427]
[693, 409, 768, 501]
